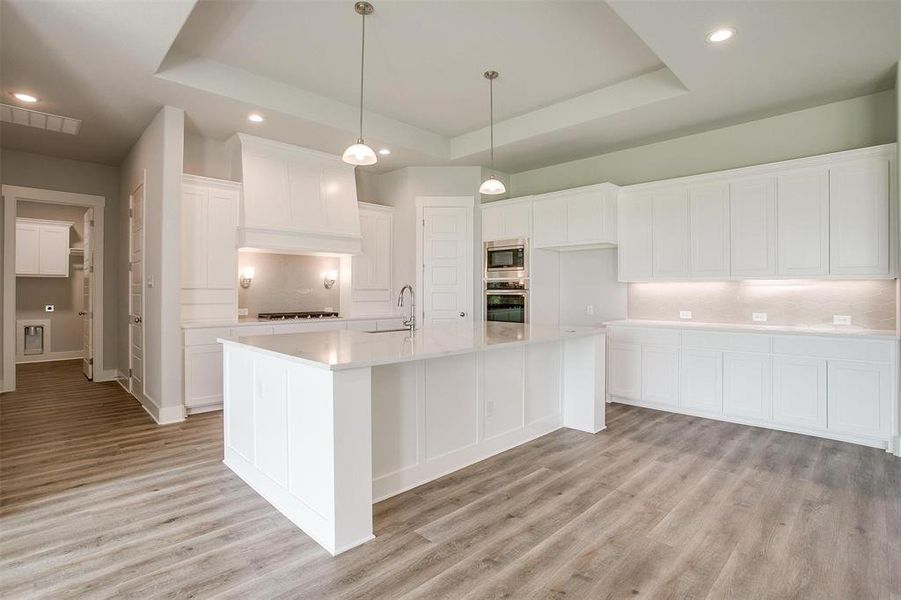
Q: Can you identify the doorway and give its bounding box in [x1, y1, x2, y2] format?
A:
[1, 186, 107, 393]
[127, 180, 145, 402]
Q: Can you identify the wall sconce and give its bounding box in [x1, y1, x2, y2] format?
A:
[239, 267, 255, 289]
[322, 270, 337, 290]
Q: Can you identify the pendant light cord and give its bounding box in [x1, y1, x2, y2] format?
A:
[489, 76, 494, 170]
[359, 10, 366, 140]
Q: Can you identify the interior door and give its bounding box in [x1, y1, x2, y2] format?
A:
[82, 208, 94, 379]
[421, 206, 472, 326]
[128, 184, 145, 399]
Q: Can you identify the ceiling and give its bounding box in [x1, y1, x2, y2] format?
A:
[1, 0, 899, 174]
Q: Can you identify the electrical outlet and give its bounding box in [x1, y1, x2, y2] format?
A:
[586, 304, 594, 316]
[237, 308, 249, 317]
[44, 304, 55, 312]
[679, 310, 692, 320]
[833, 315, 851, 325]
[752, 313, 768, 322]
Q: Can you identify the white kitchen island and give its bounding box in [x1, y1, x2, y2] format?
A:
[218, 321, 606, 556]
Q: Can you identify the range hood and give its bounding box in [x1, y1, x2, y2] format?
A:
[228, 134, 362, 255]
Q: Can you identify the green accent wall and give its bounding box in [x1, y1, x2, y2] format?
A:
[510, 90, 897, 196]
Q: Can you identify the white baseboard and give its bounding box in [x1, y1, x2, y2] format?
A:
[186, 403, 223, 415]
[116, 374, 185, 426]
[93, 368, 119, 382]
[16, 350, 84, 364]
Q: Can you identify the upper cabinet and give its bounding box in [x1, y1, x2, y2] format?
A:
[181, 175, 241, 322]
[532, 183, 618, 250]
[340, 203, 394, 317]
[481, 198, 532, 242]
[228, 134, 361, 254]
[15, 218, 71, 277]
[616, 144, 896, 282]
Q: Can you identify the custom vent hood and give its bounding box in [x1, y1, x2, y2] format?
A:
[227, 133, 362, 255]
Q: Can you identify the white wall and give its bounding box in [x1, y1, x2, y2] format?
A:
[511, 90, 897, 195]
[0, 149, 121, 372]
[558, 248, 627, 327]
[120, 106, 185, 423]
[183, 133, 233, 181]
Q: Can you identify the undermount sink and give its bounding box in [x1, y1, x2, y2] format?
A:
[365, 328, 411, 334]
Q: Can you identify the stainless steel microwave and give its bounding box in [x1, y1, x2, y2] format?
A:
[484, 238, 528, 280]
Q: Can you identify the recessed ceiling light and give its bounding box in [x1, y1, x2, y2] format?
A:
[12, 92, 38, 103]
[378, 148, 391, 155]
[706, 28, 735, 43]
[247, 113, 264, 123]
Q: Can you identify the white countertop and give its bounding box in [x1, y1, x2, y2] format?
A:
[219, 321, 606, 370]
[183, 314, 402, 329]
[604, 319, 900, 341]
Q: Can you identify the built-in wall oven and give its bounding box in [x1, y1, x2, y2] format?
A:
[485, 280, 529, 324]
[484, 238, 528, 280]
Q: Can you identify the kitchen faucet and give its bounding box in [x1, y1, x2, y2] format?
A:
[397, 284, 415, 334]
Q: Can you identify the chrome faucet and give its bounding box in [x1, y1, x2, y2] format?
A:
[397, 284, 415, 334]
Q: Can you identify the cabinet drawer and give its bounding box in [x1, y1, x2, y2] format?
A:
[184, 327, 232, 346]
[772, 335, 893, 363]
[609, 327, 680, 347]
[682, 330, 771, 354]
[229, 325, 274, 338]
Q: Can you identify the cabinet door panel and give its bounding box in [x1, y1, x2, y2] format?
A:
[689, 183, 729, 278]
[185, 345, 223, 408]
[730, 178, 777, 277]
[829, 158, 889, 276]
[723, 352, 771, 420]
[566, 192, 604, 243]
[504, 202, 532, 239]
[617, 193, 652, 281]
[772, 356, 826, 429]
[827, 360, 890, 438]
[15, 223, 39, 275]
[481, 205, 505, 241]
[181, 186, 208, 288]
[680, 349, 722, 413]
[651, 188, 689, 278]
[776, 169, 829, 276]
[532, 197, 567, 248]
[609, 343, 641, 400]
[641, 346, 679, 406]
[207, 189, 239, 289]
[38, 226, 69, 276]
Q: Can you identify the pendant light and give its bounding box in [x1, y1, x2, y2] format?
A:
[479, 70, 506, 195]
[343, 1, 378, 166]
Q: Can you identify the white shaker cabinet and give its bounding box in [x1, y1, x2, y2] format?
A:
[609, 343, 642, 399]
[15, 218, 71, 277]
[641, 346, 680, 407]
[480, 198, 532, 242]
[688, 183, 730, 278]
[617, 192, 652, 282]
[680, 349, 723, 413]
[771, 356, 827, 430]
[533, 183, 617, 250]
[776, 168, 829, 277]
[341, 203, 394, 317]
[181, 175, 240, 322]
[651, 188, 690, 278]
[722, 352, 771, 420]
[829, 158, 890, 276]
[827, 360, 892, 439]
[730, 177, 777, 278]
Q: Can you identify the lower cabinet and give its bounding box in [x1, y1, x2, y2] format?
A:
[609, 343, 641, 400]
[641, 346, 679, 406]
[680, 349, 722, 413]
[771, 356, 827, 430]
[827, 360, 891, 438]
[185, 344, 224, 411]
[723, 352, 771, 420]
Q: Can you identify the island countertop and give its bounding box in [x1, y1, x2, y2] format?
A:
[218, 321, 605, 371]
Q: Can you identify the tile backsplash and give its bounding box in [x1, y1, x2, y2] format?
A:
[628, 280, 897, 331]
[238, 252, 340, 316]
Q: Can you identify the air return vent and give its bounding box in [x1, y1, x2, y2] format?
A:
[0, 104, 81, 135]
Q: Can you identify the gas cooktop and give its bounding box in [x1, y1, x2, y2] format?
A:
[257, 311, 340, 320]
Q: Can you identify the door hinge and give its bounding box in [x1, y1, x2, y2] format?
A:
[128, 368, 133, 377]
[89, 265, 94, 273]
[89, 358, 94, 365]
[89, 220, 95, 227]
[422, 219, 425, 227]
[128, 262, 133, 271]
[129, 208, 134, 218]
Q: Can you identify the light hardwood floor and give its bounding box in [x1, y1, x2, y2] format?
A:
[2, 360, 899, 599]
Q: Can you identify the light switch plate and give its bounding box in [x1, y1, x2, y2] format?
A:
[752, 313, 767, 322]
[833, 315, 851, 325]
[237, 308, 249, 317]
[679, 310, 692, 320]
[44, 304, 55, 312]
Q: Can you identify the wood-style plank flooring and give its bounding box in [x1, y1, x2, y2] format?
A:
[2, 360, 900, 599]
